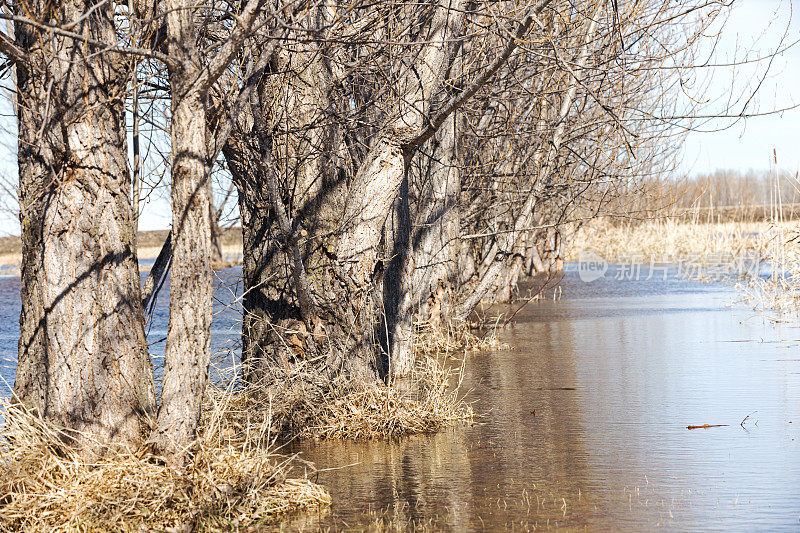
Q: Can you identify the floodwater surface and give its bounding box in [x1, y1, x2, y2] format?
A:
[290, 265, 800, 531]
[0, 265, 798, 530]
[0, 268, 244, 387]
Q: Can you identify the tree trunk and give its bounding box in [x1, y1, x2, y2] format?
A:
[153, 0, 213, 461]
[384, 108, 462, 382]
[335, 0, 467, 380]
[154, 93, 213, 460]
[152, 0, 263, 460]
[382, 173, 414, 381]
[14, 0, 155, 456]
[222, 25, 345, 385]
[224, 131, 291, 380]
[411, 111, 461, 331]
[209, 190, 225, 269]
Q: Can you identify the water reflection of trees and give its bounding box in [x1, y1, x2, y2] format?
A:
[297, 310, 595, 529]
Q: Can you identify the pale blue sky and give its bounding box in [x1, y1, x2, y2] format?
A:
[0, 0, 798, 236]
[681, 0, 800, 174]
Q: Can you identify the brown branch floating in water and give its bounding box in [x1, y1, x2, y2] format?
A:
[687, 424, 729, 430]
[740, 411, 757, 427]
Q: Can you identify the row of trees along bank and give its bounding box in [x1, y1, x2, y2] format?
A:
[3, 0, 731, 463]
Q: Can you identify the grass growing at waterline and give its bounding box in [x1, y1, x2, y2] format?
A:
[0, 391, 330, 532]
[208, 321, 481, 442]
[0, 322, 484, 529]
[222, 341, 475, 441]
[413, 321, 508, 356]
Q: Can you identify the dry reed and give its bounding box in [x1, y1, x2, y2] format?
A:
[412, 321, 507, 356]
[569, 214, 800, 314]
[567, 217, 782, 263]
[206, 320, 484, 442]
[737, 222, 800, 314]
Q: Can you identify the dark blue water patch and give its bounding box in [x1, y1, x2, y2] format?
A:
[0, 267, 245, 397]
[529, 262, 755, 301]
[0, 274, 20, 393]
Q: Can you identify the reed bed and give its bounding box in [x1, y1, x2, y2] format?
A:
[737, 223, 800, 314]
[568, 215, 800, 314]
[567, 217, 784, 263]
[412, 321, 508, 356]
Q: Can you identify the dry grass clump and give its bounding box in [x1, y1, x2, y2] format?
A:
[211, 321, 482, 442]
[295, 353, 473, 440]
[0, 395, 330, 532]
[413, 321, 508, 356]
[567, 217, 783, 263]
[223, 347, 474, 441]
[277, 324, 492, 439]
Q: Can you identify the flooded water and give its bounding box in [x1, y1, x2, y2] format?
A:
[0, 267, 245, 391]
[0, 265, 798, 530]
[291, 265, 800, 531]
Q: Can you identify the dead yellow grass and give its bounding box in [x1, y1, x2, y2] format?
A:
[0, 299, 488, 530]
[0, 386, 330, 532]
[296, 354, 472, 440]
[226, 345, 474, 442]
[413, 321, 508, 356]
[566, 217, 790, 262]
[568, 216, 800, 314]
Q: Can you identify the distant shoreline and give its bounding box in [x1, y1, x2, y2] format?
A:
[0, 228, 243, 277]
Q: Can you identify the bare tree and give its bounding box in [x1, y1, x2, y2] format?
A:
[0, 0, 745, 461]
[8, 0, 155, 455]
[151, 0, 265, 462]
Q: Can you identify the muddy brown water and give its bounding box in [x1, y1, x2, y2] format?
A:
[287, 265, 800, 531]
[0, 264, 799, 530]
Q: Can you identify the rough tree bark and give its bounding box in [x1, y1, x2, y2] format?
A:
[222, 0, 551, 387]
[410, 110, 461, 332]
[13, 0, 155, 455]
[221, 18, 341, 383]
[153, 0, 264, 462]
[336, 0, 468, 381]
[377, 0, 556, 379]
[383, 108, 462, 384]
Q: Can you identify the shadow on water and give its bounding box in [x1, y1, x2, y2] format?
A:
[1, 264, 799, 530]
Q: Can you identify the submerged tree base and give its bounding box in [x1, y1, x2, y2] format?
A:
[0, 399, 330, 532]
[0, 326, 493, 530]
[221, 322, 486, 441]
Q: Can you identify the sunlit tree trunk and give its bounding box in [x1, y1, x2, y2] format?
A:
[153, 0, 213, 461]
[411, 110, 461, 332]
[385, 109, 462, 383]
[338, 0, 467, 381]
[153, 0, 263, 462]
[13, 0, 154, 456]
